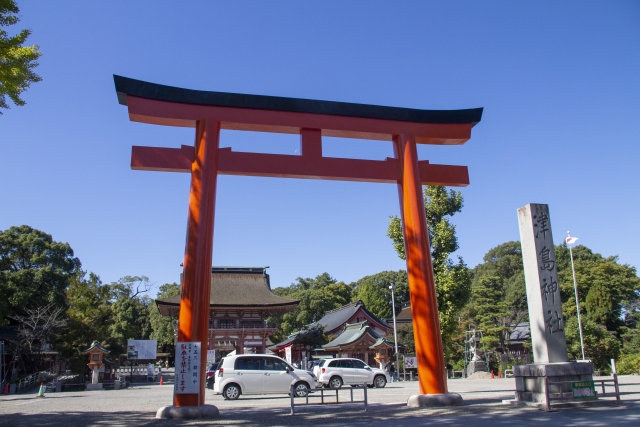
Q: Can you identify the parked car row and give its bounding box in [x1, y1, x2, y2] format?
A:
[211, 355, 389, 400]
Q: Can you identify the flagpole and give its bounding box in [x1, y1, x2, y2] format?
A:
[567, 231, 586, 361]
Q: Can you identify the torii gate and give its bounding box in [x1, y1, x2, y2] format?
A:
[113, 75, 482, 408]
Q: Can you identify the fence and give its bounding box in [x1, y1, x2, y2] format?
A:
[543, 374, 621, 411]
[16, 365, 59, 393]
[289, 383, 368, 415]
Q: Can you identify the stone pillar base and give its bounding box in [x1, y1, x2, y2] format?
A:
[156, 405, 219, 420]
[407, 393, 464, 407]
[513, 362, 594, 403]
[85, 383, 103, 391]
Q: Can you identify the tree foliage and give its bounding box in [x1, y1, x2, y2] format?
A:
[350, 270, 408, 320]
[270, 273, 352, 341]
[555, 244, 640, 371]
[57, 271, 114, 373]
[467, 241, 640, 372]
[469, 275, 511, 352]
[149, 282, 180, 350]
[466, 242, 529, 356]
[387, 186, 471, 351]
[108, 276, 152, 343]
[0, 0, 42, 114]
[0, 225, 80, 326]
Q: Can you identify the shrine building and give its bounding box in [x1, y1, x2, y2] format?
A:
[269, 300, 395, 368]
[155, 267, 298, 359]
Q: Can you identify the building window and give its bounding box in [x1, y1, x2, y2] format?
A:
[220, 319, 234, 329]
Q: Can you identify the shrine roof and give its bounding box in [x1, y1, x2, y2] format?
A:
[114, 75, 483, 126]
[155, 267, 298, 314]
[322, 321, 383, 349]
[317, 300, 390, 333]
[84, 341, 109, 354]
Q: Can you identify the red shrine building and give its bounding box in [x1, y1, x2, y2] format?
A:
[269, 300, 395, 368]
[155, 267, 298, 358]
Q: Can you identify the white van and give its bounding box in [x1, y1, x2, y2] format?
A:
[213, 354, 317, 400]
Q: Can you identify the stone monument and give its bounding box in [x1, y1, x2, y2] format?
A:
[513, 204, 594, 404]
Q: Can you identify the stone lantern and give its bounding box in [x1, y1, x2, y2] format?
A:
[372, 339, 394, 369]
[84, 341, 109, 390]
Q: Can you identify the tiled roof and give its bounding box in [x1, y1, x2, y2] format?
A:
[269, 300, 391, 350]
[509, 322, 530, 341]
[156, 267, 299, 313]
[84, 341, 109, 353]
[316, 300, 390, 333]
[322, 321, 385, 349]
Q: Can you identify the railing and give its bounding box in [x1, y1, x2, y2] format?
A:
[210, 324, 277, 330]
[543, 374, 621, 411]
[16, 365, 59, 393]
[399, 372, 416, 381]
[289, 383, 368, 415]
[114, 366, 162, 378]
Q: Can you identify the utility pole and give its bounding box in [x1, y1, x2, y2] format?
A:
[389, 285, 400, 382]
[567, 231, 586, 360]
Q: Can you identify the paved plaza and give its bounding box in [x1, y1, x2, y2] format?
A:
[1, 375, 639, 426]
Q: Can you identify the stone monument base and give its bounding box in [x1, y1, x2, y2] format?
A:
[85, 383, 103, 391]
[466, 361, 488, 377]
[513, 361, 594, 403]
[156, 405, 219, 420]
[407, 393, 464, 408]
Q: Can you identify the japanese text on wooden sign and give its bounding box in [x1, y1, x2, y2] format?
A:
[174, 342, 201, 394]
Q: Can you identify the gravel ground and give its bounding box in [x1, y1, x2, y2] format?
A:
[1, 374, 639, 426]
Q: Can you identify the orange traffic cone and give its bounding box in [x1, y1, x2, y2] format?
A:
[36, 383, 45, 398]
[159, 375, 164, 385]
[490, 370, 495, 379]
[498, 370, 502, 378]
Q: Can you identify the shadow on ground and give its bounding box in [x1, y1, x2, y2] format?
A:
[1, 403, 639, 427]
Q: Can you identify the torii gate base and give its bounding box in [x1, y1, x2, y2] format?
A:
[114, 76, 482, 416]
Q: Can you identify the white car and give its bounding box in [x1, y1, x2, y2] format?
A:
[213, 354, 317, 400]
[315, 358, 389, 389]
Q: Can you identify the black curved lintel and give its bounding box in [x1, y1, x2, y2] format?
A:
[114, 75, 483, 126]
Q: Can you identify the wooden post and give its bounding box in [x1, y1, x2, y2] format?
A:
[395, 133, 447, 395]
[175, 119, 221, 407]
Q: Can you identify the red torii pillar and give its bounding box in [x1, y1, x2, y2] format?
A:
[113, 75, 482, 409]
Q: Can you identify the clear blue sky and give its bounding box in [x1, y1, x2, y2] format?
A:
[2, 1, 639, 294]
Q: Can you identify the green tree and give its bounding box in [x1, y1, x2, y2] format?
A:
[564, 316, 620, 371]
[387, 186, 471, 351]
[350, 270, 408, 320]
[270, 273, 352, 342]
[467, 242, 529, 353]
[56, 271, 114, 373]
[149, 282, 180, 351]
[0, 0, 42, 114]
[108, 276, 152, 346]
[554, 244, 640, 371]
[470, 275, 511, 353]
[0, 225, 80, 326]
[353, 279, 391, 319]
[397, 324, 415, 354]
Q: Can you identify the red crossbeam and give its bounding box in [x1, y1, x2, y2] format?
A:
[125, 96, 473, 145]
[131, 145, 469, 186]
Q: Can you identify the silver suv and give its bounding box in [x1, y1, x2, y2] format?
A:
[315, 358, 388, 389]
[213, 354, 317, 400]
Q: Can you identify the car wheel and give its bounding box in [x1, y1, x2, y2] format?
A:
[294, 381, 310, 397]
[329, 376, 343, 390]
[223, 384, 241, 400]
[374, 375, 387, 388]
